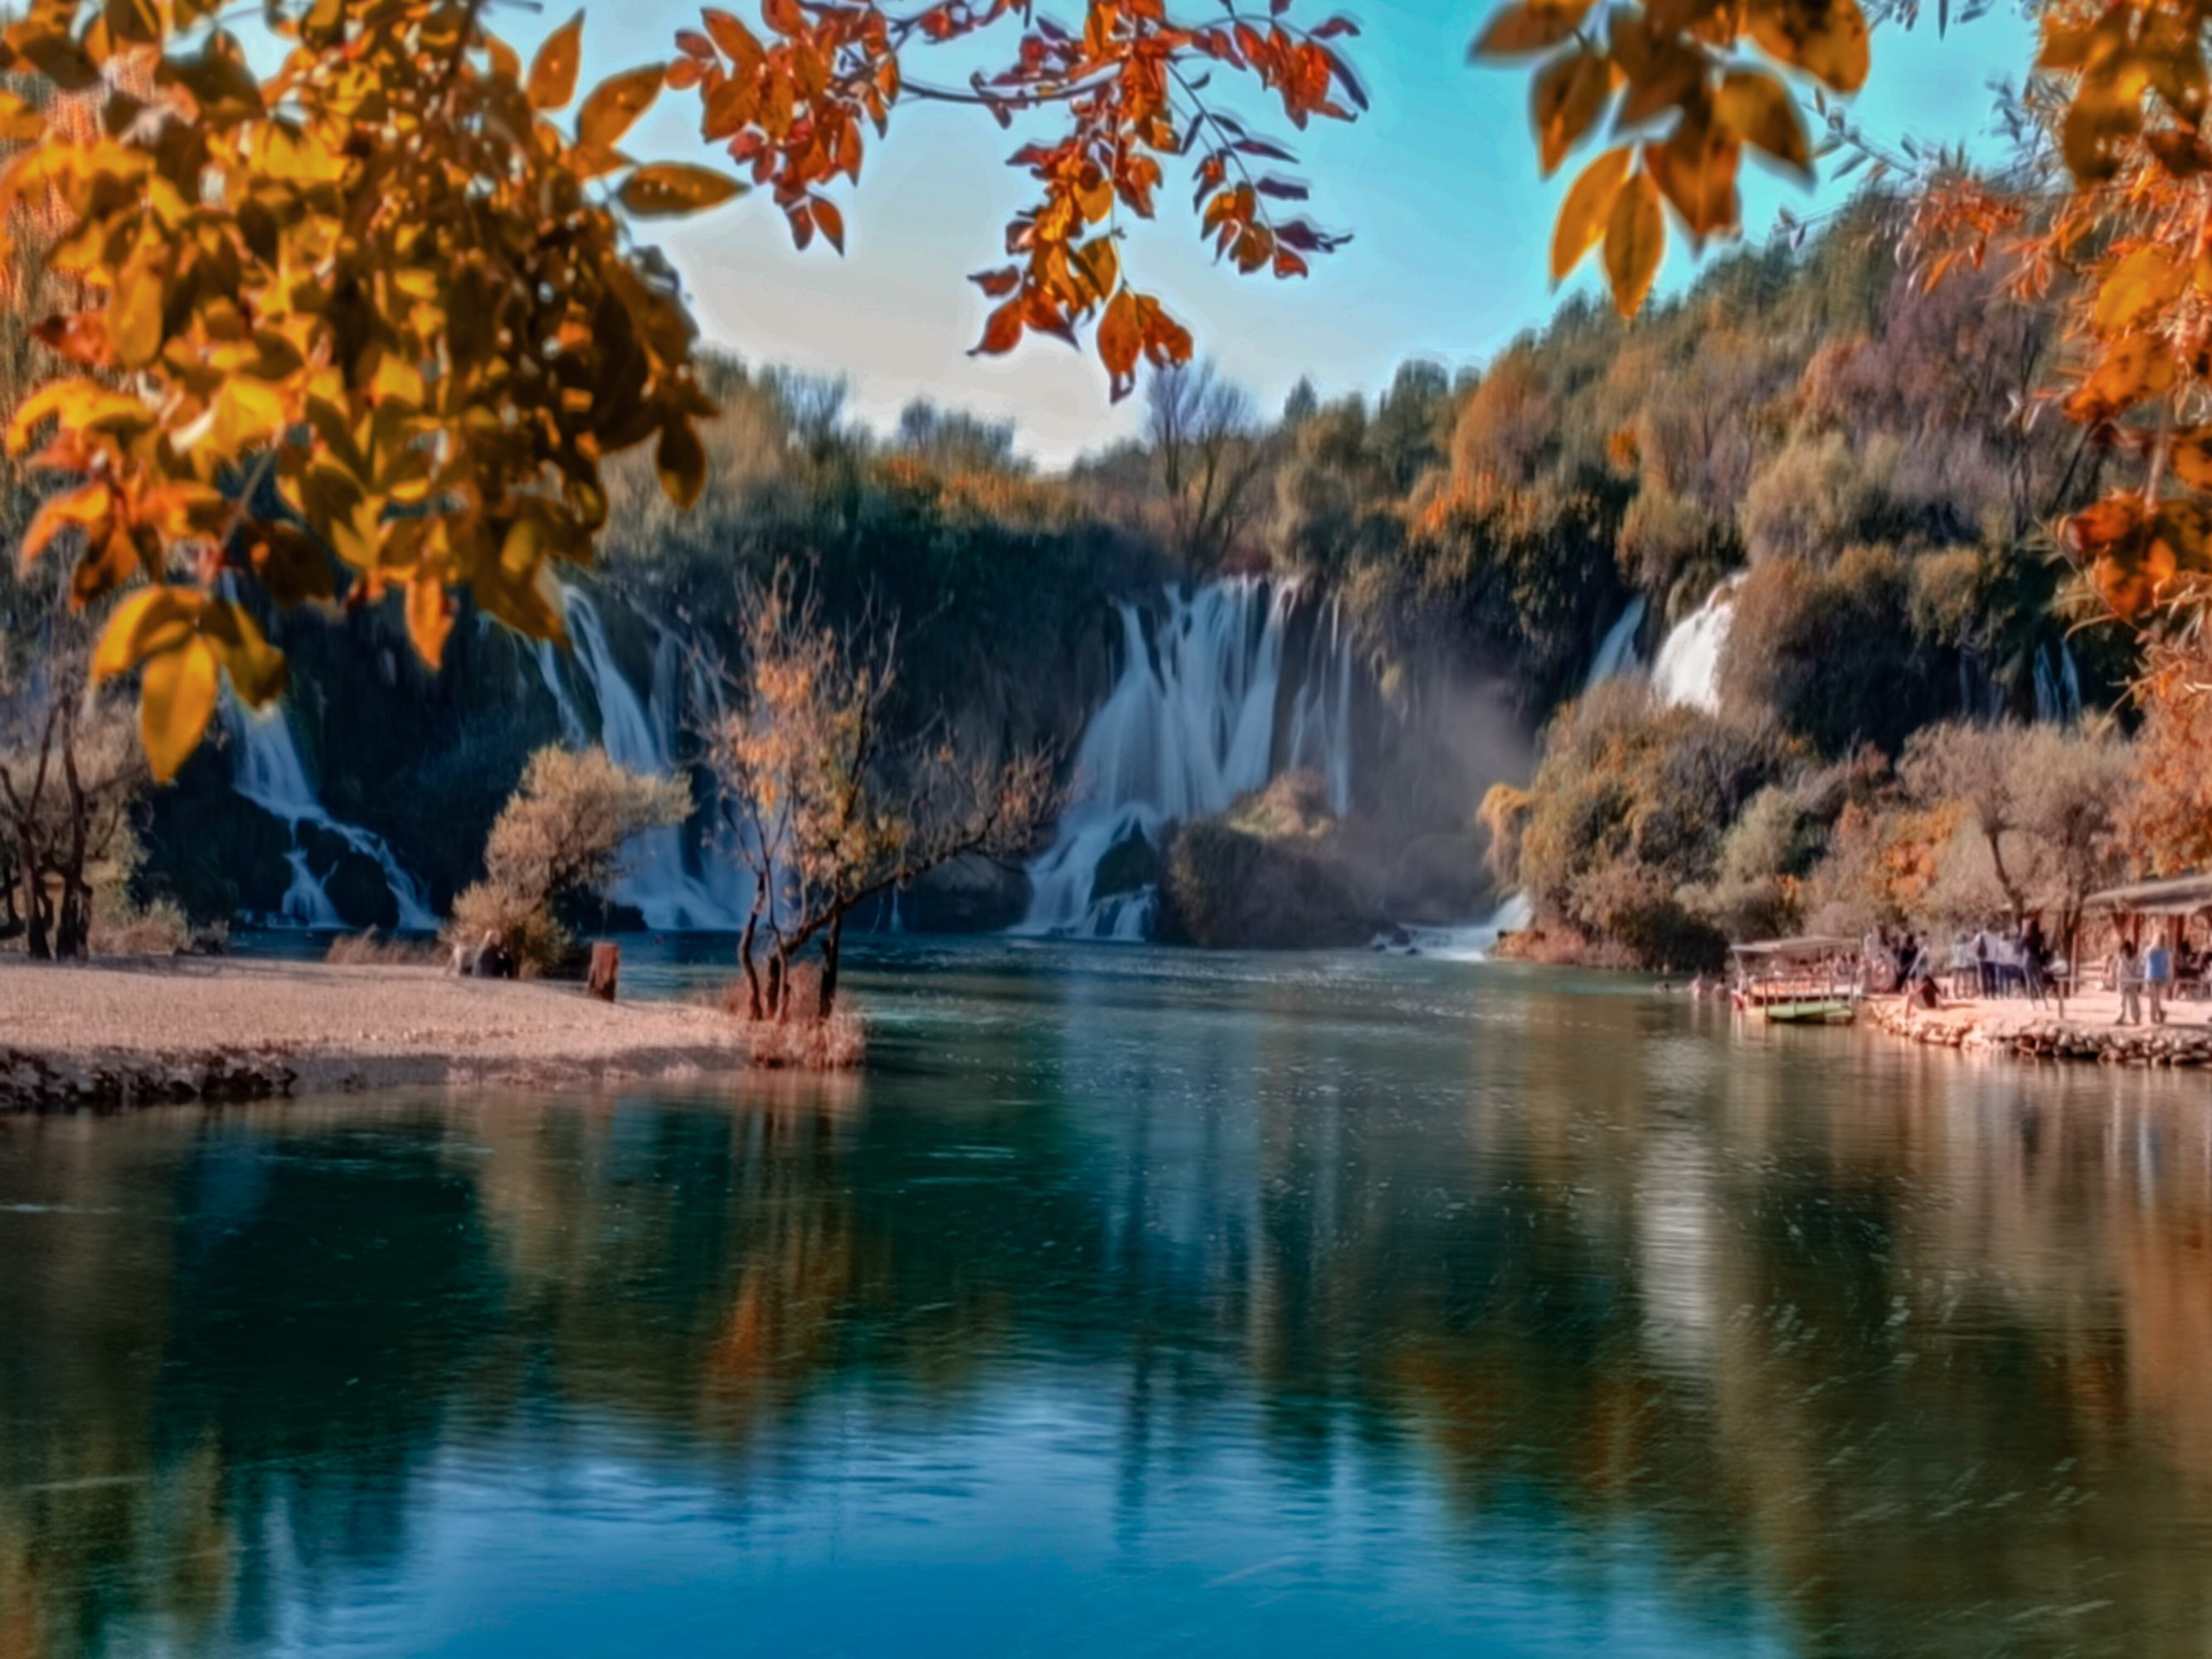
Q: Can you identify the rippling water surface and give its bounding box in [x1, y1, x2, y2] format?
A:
[5, 939, 2212, 1657]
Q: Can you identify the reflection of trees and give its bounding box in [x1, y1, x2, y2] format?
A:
[2, 985, 2212, 1656]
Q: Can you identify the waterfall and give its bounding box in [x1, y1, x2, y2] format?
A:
[1583, 595, 1648, 693]
[2033, 640, 2086, 725]
[1650, 576, 1743, 712]
[223, 699, 438, 932]
[1018, 577, 1353, 941]
[1383, 891, 1534, 962]
[1286, 593, 1354, 814]
[538, 587, 751, 931]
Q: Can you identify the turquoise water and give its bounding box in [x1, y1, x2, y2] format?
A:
[4, 940, 2212, 1657]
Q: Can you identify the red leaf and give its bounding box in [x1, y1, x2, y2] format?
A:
[972, 296, 1025, 357]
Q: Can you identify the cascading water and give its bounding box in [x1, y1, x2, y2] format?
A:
[1383, 891, 1534, 962]
[223, 698, 438, 931]
[1650, 576, 1744, 712]
[1583, 595, 1648, 693]
[537, 588, 751, 931]
[1286, 594, 1354, 815]
[1018, 578, 1353, 941]
[2033, 640, 2086, 725]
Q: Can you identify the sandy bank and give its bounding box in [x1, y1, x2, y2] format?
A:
[1868, 987, 2212, 1068]
[0, 957, 762, 1107]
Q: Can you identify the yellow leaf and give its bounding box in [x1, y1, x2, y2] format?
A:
[1533, 49, 1613, 175]
[405, 572, 453, 667]
[577, 64, 665, 153]
[2092, 246, 2180, 337]
[139, 636, 219, 783]
[93, 585, 206, 682]
[21, 482, 112, 565]
[1471, 0, 1593, 57]
[656, 415, 707, 508]
[200, 600, 289, 708]
[1748, 0, 1869, 95]
[1553, 146, 1633, 279]
[1604, 166, 1665, 318]
[109, 246, 168, 370]
[0, 90, 46, 143]
[182, 377, 286, 459]
[1714, 70, 1811, 177]
[527, 11, 584, 110]
[617, 162, 748, 216]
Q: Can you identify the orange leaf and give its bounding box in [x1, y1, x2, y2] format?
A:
[973, 297, 1025, 358]
[1533, 47, 1613, 174]
[1748, 0, 1869, 95]
[1603, 165, 1664, 317]
[578, 64, 665, 153]
[1471, 0, 1592, 57]
[527, 11, 583, 109]
[1552, 144, 1632, 279]
[21, 482, 111, 565]
[1714, 69, 1811, 177]
[811, 196, 845, 254]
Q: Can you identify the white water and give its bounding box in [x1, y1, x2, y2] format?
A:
[1384, 892, 1534, 962]
[1650, 576, 1744, 712]
[2033, 640, 2085, 725]
[224, 699, 438, 932]
[1583, 596, 1648, 693]
[1018, 578, 1354, 941]
[537, 589, 751, 931]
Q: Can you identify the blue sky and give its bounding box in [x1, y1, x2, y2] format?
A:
[512, 1, 2036, 463]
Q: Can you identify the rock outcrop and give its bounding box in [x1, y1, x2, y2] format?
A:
[1158, 771, 1374, 949]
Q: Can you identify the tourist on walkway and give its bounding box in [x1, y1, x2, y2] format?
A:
[2023, 919, 2048, 1008]
[2146, 936, 2173, 1026]
[1972, 927, 1996, 998]
[2116, 940, 2145, 1026]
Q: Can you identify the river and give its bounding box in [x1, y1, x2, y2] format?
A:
[2, 939, 2210, 1657]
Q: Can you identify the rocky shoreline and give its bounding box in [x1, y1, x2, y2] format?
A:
[1867, 994, 2212, 1069]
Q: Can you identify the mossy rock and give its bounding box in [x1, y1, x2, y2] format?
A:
[1159, 818, 1372, 949]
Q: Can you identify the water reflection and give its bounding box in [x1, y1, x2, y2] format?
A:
[2, 944, 2210, 1656]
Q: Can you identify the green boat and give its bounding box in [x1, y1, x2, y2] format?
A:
[1729, 937, 1862, 1025]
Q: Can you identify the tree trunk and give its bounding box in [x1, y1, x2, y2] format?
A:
[819, 907, 845, 1019]
[737, 904, 764, 1021]
[766, 947, 786, 1022]
[586, 941, 620, 1002]
[18, 828, 48, 961]
[54, 708, 91, 961]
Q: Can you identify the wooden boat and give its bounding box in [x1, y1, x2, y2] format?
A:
[1729, 937, 1861, 1025]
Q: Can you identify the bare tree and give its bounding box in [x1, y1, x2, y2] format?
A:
[1146, 360, 1266, 572]
[706, 567, 1057, 1022]
[0, 553, 148, 960]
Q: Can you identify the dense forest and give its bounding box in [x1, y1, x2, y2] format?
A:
[3, 186, 2205, 966]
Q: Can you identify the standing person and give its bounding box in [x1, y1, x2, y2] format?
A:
[2023, 918, 2048, 1008]
[2115, 939, 2144, 1027]
[1972, 927, 1994, 999]
[2146, 932, 2173, 1026]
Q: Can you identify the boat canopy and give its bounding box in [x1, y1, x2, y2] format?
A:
[1729, 936, 1859, 960]
[2084, 873, 2212, 917]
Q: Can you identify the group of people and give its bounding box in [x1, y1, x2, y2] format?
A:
[2108, 936, 2204, 1026]
[1954, 923, 2058, 1005]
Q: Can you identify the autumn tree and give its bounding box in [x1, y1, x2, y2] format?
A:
[1467, 0, 2212, 640]
[448, 745, 692, 974]
[707, 567, 1055, 1023]
[0, 0, 1367, 778]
